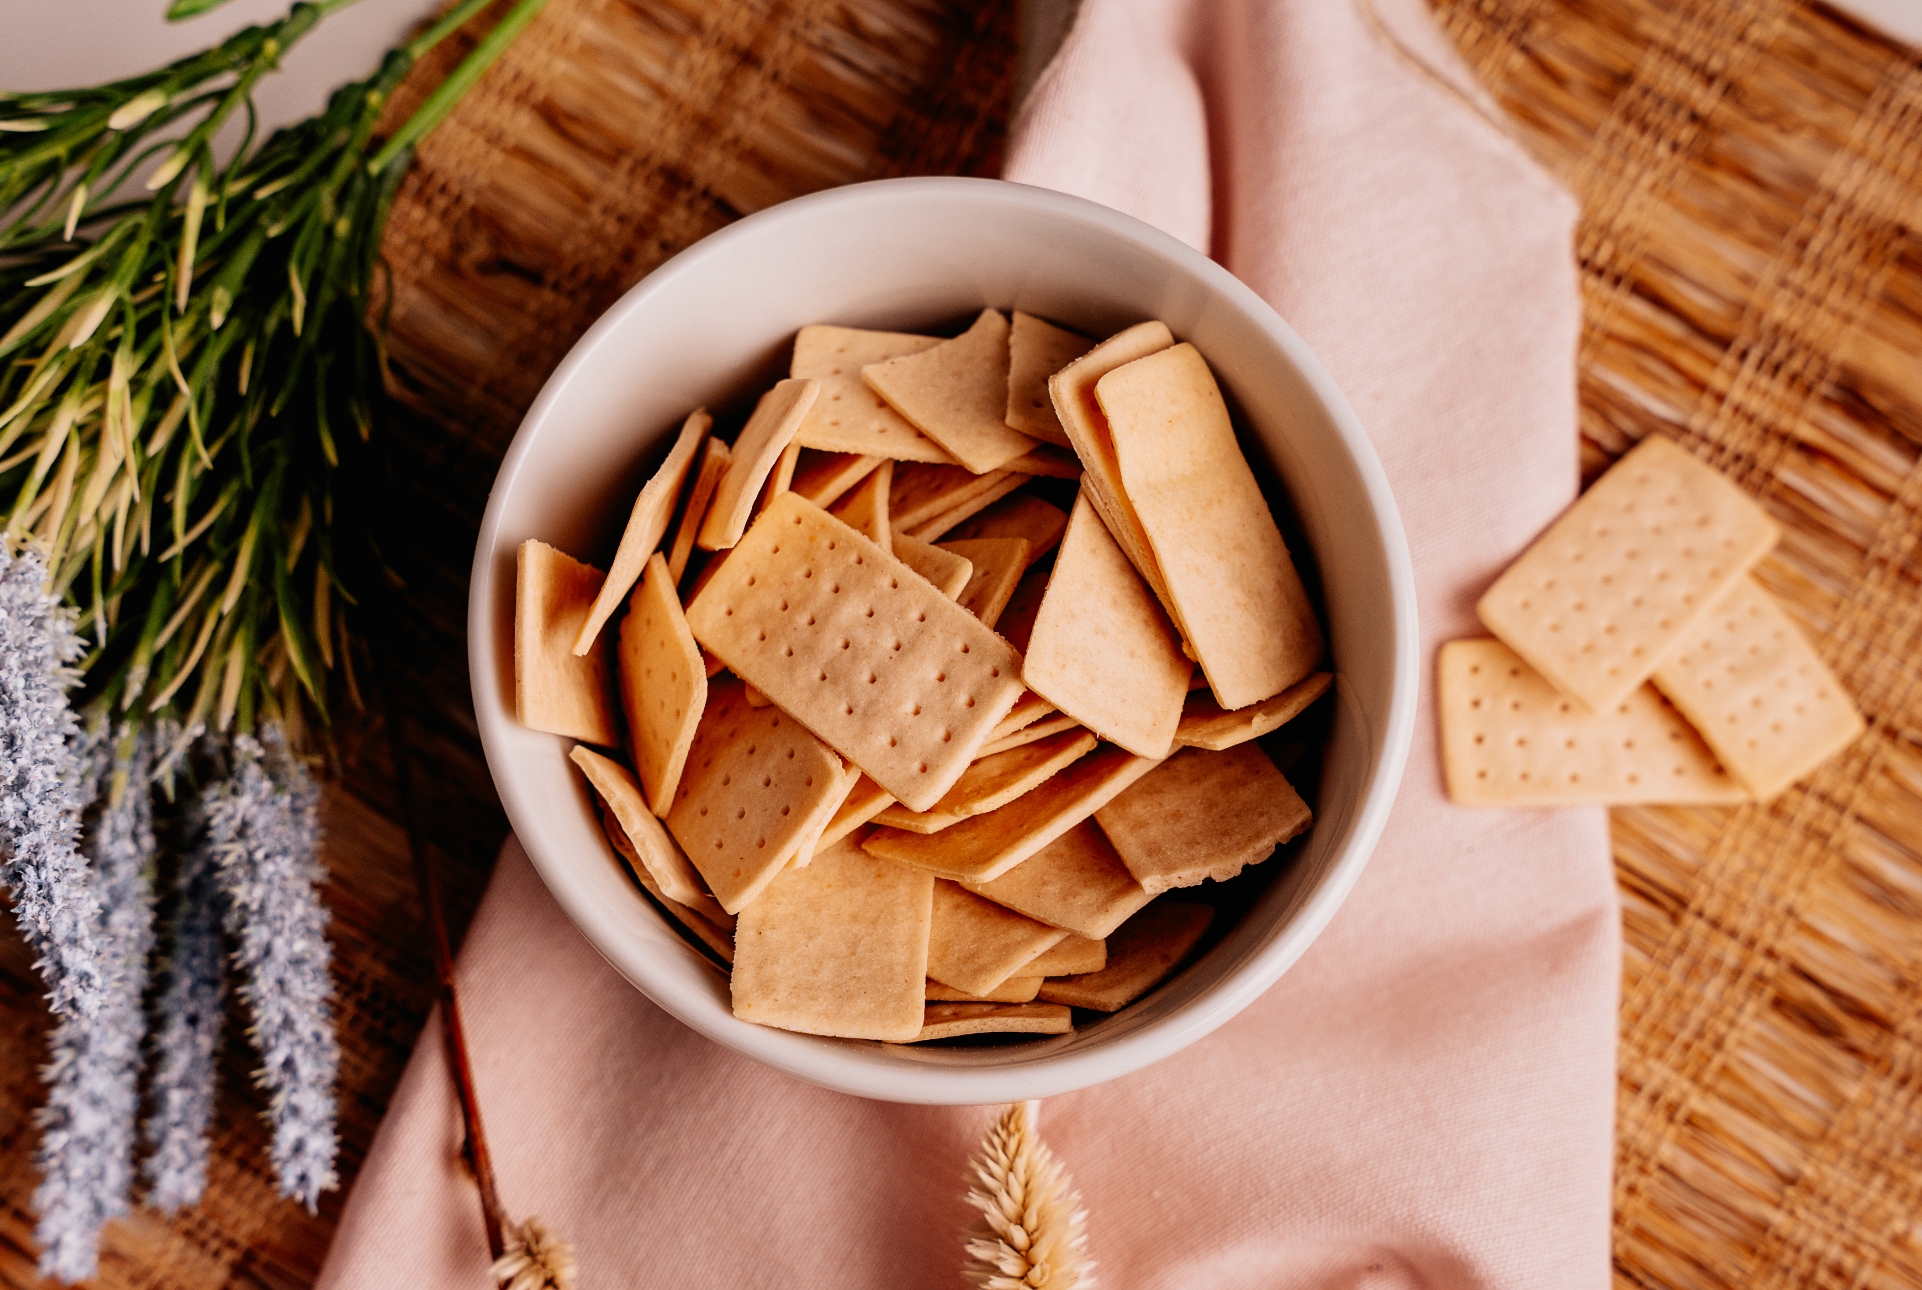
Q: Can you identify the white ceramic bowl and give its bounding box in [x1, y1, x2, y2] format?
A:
[469, 177, 1418, 1105]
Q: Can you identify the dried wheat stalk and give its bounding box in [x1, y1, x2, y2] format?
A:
[963, 1101, 1093, 1290]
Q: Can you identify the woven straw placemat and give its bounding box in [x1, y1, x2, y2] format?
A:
[0, 3, 1012, 1285]
[1433, 1, 1922, 1284]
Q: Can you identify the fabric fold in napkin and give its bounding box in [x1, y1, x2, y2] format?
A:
[318, 2, 1614, 1286]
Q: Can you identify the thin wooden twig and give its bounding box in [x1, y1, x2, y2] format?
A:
[373, 632, 508, 1261]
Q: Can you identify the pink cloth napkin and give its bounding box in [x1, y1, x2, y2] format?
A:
[317, 2, 1615, 1285]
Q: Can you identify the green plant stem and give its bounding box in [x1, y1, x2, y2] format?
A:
[369, 0, 551, 174]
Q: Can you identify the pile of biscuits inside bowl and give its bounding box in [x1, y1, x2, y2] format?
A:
[512, 309, 1336, 1048]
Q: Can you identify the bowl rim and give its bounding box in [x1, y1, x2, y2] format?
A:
[468, 175, 1421, 1103]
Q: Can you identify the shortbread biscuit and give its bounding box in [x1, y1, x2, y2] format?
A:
[697, 378, 820, 550]
[665, 678, 852, 912]
[515, 540, 616, 744]
[925, 880, 1069, 995]
[790, 325, 952, 462]
[816, 774, 895, 851]
[873, 728, 1098, 833]
[731, 836, 932, 1041]
[1176, 672, 1331, 750]
[1006, 311, 1094, 444]
[862, 744, 1160, 882]
[1048, 320, 1175, 599]
[904, 473, 1030, 542]
[1438, 639, 1747, 806]
[828, 458, 892, 550]
[864, 309, 1038, 473]
[684, 493, 1025, 811]
[617, 552, 706, 814]
[960, 820, 1151, 940]
[1094, 744, 1311, 895]
[1024, 494, 1190, 757]
[667, 438, 731, 582]
[1651, 577, 1863, 798]
[891, 533, 974, 599]
[903, 1002, 1073, 1042]
[941, 538, 1030, 629]
[1099, 342, 1323, 709]
[1476, 434, 1779, 711]
[1022, 933, 1104, 977]
[1037, 902, 1212, 1012]
[791, 450, 885, 509]
[940, 494, 1069, 568]
[572, 746, 723, 917]
[574, 408, 709, 653]
[601, 807, 734, 963]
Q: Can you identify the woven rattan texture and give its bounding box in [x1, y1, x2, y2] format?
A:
[0, 3, 1013, 1286]
[1434, 1, 1922, 1285]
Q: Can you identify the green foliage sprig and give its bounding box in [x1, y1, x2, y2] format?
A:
[0, 0, 545, 745]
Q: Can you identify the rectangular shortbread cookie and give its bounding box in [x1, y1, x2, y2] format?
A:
[1006, 311, 1094, 445]
[572, 746, 724, 918]
[942, 537, 1031, 628]
[927, 977, 1043, 1003]
[791, 450, 884, 509]
[1048, 320, 1176, 603]
[515, 540, 616, 745]
[861, 744, 1160, 882]
[993, 569, 1049, 654]
[926, 880, 1069, 995]
[1023, 933, 1105, 977]
[1094, 744, 1312, 895]
[873, 728, 1098, 833]
[789, 325, 954, 463]
[667, 438, 731, 583]
[960, 820, 1151, 940]
[863, 309, 1038, 473]
[891, 533, 973, 599]
[979, 714, 1082, 758]
[1176, 671, 1331, 750]
[904, 473, 1029, 542]
[731, 836, 932, 1041]
[890, 463, 1014, 533]
[816, 774, 895, 851]
[601, 808, 735, 963]
[903, 1002, 1073, 1042]
[1036, 902, 1213, 1012]
[698, 378, 819, 551]
[1438, 639, 1748, 806]
[574, 408, 709, 654]
[941, 494, 1069, 569]
[988, 691, 1057, 744]
[752, 440, 803, 516]
[684, 493, 1026, 812]
[1651, 577, 1864, 798]
[828, 458, 892, 550]
[665, 678, 853, 912]
[617, 552, 706, 815]
[1023, 494, 1191, 758]
[1476, 434, 1780, 712]
[1098, 342, 1324, 710]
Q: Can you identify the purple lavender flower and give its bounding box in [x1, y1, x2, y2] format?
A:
[142, 784, 228, 1213]
[34, 730, 157, 1282]
[210, 729, 340, 1211]
[0, 543, 105, 1021]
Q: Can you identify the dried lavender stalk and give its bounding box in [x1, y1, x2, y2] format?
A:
[142, 786, 228, 1213]
[212, 729, 340, 1210]
[33, 730, 157, 1283]
[0, 543, 105, 1021]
